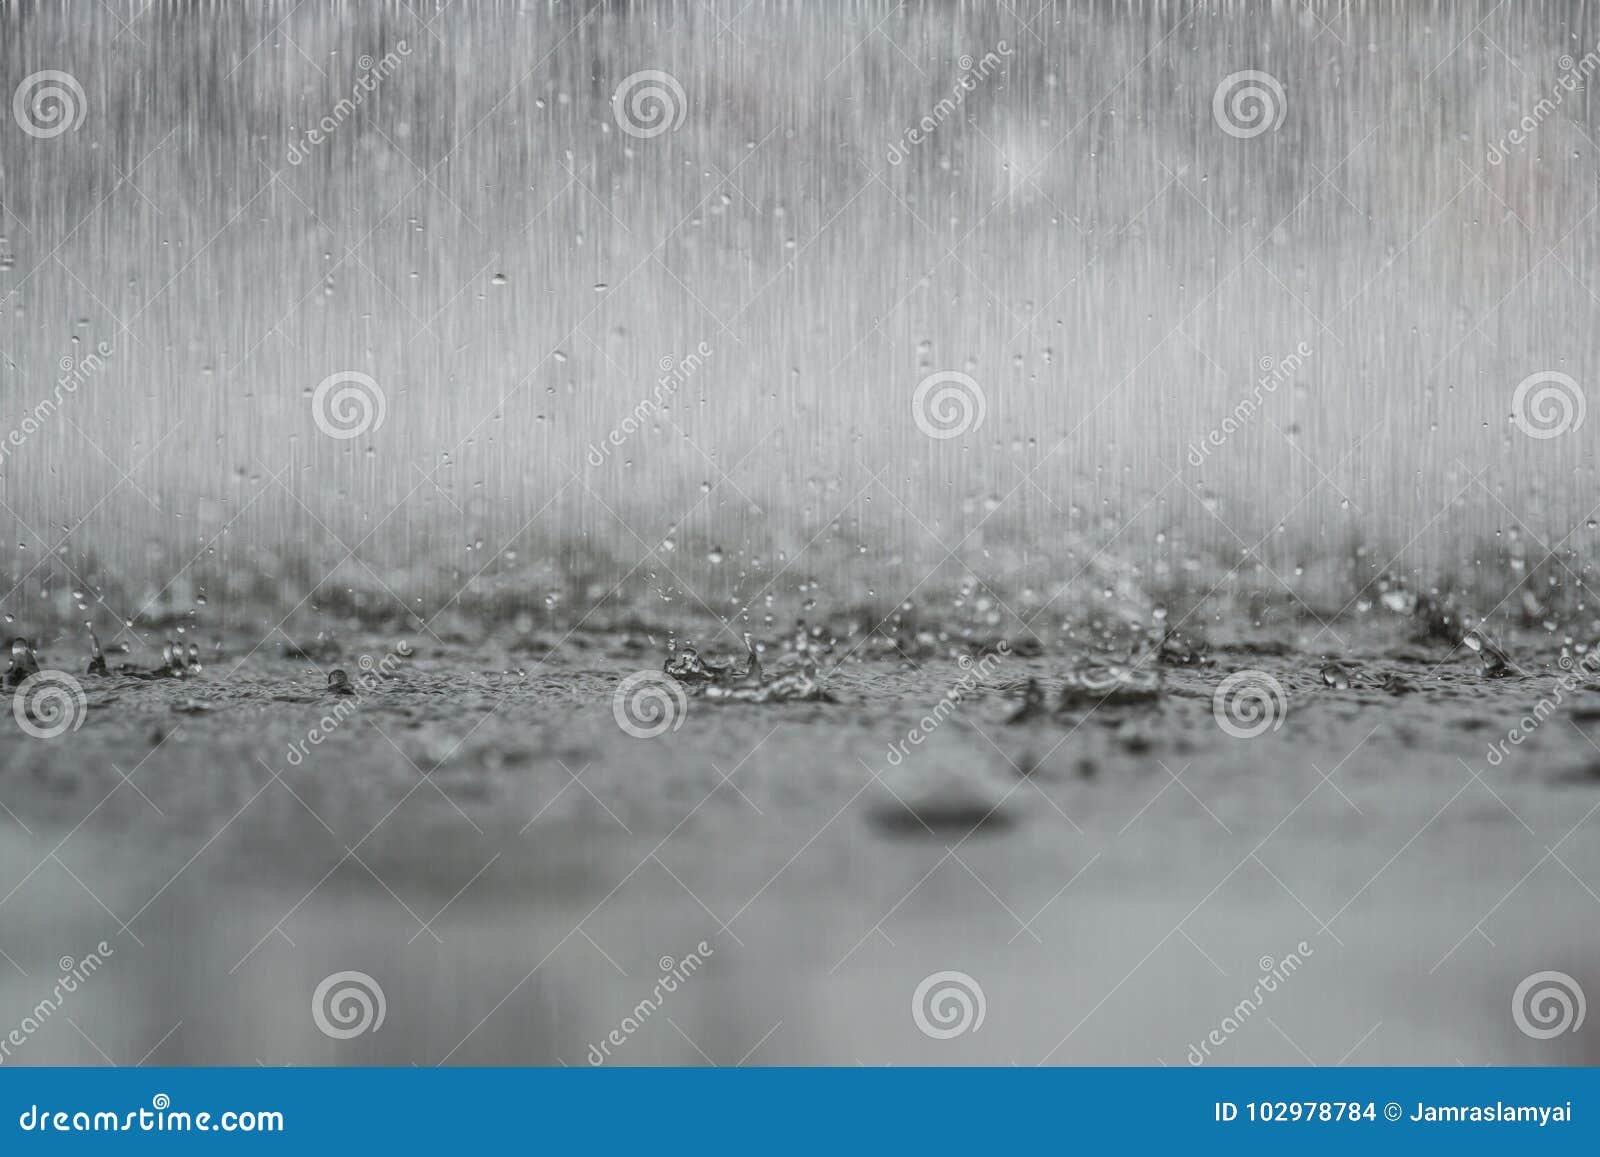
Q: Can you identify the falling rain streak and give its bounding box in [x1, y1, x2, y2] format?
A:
[0, 1, 1596, 643]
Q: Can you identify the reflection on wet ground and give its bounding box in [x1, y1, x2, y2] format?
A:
[2, 611, 1598, 1066]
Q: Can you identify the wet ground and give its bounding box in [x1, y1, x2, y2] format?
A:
[2, 617, 1598, 1066]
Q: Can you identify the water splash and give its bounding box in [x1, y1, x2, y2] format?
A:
[1057, 658, 1163, 709]
[86, 627, 108, 676]
[5, 637, 41, 687]
[664, 632, 833, 703]
[1463, 627, 1517, 678]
